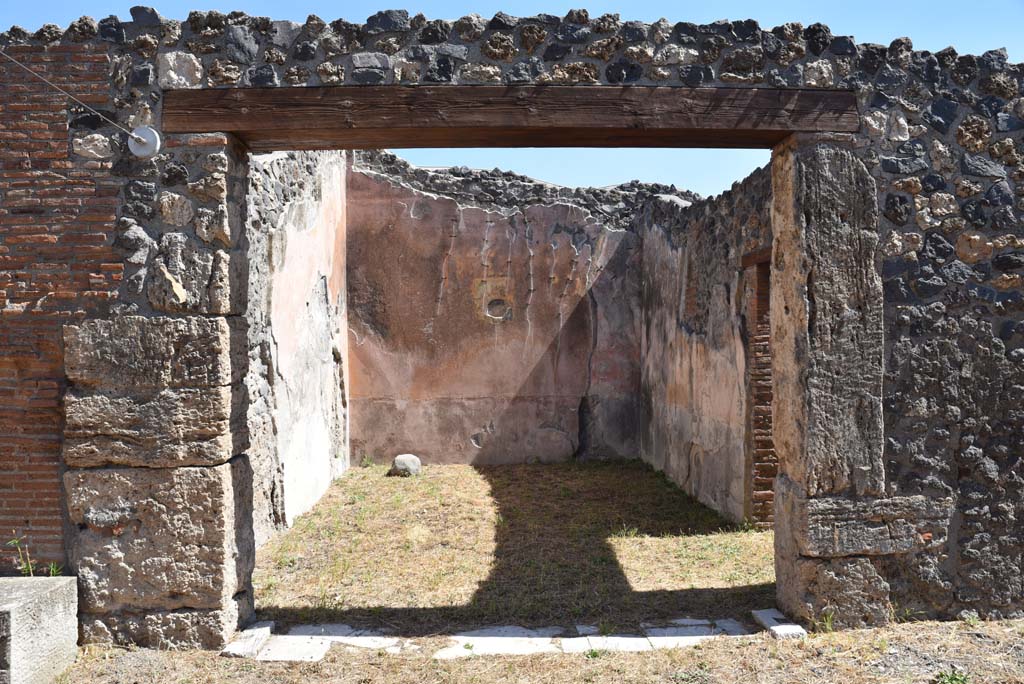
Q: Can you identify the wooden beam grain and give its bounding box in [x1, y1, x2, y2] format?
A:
[163, 86, 859, 150]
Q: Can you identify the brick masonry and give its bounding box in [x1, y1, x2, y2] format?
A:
[748, 260, 777, 526]
[0, 43, 120, 567]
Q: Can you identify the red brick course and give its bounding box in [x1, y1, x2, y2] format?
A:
[748, 260, 777, 526]
[0, 44, 120, 568]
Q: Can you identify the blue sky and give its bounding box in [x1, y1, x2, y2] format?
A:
[3, 1, 1021, 195]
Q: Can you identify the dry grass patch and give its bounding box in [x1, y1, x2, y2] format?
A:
[254, 461, 773, 634]
[63, 619, 1024, 684]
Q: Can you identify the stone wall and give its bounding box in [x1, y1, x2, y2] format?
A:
[244, 151, 349, 539]
[1, 5, 1022, 641]
[346, 153, 677, 463]
[639, 167, 774, 522]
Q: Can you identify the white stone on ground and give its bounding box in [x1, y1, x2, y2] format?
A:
[751, 608, 807, 639]
[387, 453, 422, 476]
[254, 635, 331, 662]
[234, 618, 752, 661]
[712, 618, 751, 636]
[221, 621, 274, 658]
[433, 626, 563, 659]
[288, 623, 400, 649]
[586, 635, 653, 652]
[644, 624, 717, 649]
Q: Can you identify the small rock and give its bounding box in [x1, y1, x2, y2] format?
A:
[158, 191, 194, 226]
[387, 454, 421, 477]
[157, 51, 203, 89]
[73, 134, 113, 160]
[129, 6, 162, 26]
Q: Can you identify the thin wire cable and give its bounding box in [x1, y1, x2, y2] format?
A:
[0, 47, 145, 142]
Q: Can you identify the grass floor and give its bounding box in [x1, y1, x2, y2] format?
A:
[253, 462, 775, 635]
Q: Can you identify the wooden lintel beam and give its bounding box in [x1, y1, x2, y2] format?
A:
[163, 86, 859, 150]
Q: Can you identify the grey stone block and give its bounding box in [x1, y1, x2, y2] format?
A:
[63, 386, 234, 468]
[65, 460, 256, 650]
[64, 316, 233, 391]
[0, 577, 78, 684]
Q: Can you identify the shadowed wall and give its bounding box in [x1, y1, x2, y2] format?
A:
[346, 160, 648, 464]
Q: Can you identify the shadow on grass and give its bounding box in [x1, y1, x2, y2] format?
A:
[257, 461, 775, 637]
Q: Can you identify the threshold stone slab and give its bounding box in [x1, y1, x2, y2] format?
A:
[752, 608, 808, 639]
[254, 635, 331, 662]
[288, 623, 399, 649]
[221, 621, 273, 658]
[433, 626, 563, 659]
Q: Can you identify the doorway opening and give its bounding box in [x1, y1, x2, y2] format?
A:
[244, 146, 779, 637]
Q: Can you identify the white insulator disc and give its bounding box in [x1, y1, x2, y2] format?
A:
[128, 125, 162, 158]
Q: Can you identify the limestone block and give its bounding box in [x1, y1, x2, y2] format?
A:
[0, 578, 78, 684]
[63, 386, 234, 467]
[157, 191, 194, 226]
[64, 316, 232, 391]
[147, 233, 236, 314]
[65, 464, 253, 630]
[72, 133, 113, 159]
[194, 206, 233, 247]
[157, 51, 203, 89]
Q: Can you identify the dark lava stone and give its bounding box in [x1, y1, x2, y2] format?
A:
[161, 163, 189, 186]
[829, 35, 857, 55]
[424, 55, 454, 82]
[542, 43, 570, 61]
[365, 9, 410, 34]
[418, 19, 451, 44]
[619, 21, 647, 43]
[125, 180, 156, 202]
[680, 64, 713, 87]
[98, 16, 125, 43]
[884, 194, 912, 225]
[859, 44, 887, 74]
[247, 64, 279, 87]
[293, 40, 318, 61]
[922, 98, 958, 133]
[488, 12, 519, 30]
[129, 6, 162, 26]
[921, 174, 947, 193]
[606, 59, 642, 84]
[130, 63, 154, 87]
[803, 23, 832, 55]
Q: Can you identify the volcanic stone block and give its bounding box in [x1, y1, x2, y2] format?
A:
[0, 577, 78, 684]
[79, 609, 240, 651]
[65, 463, 253, 648]
[771, 142, 885, 498]
[64, 316, 232, 391]
[775, 474, 953, 558]
[63, 386, 234, 468]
